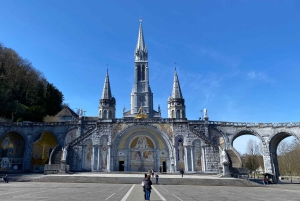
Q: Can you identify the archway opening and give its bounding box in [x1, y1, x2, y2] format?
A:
[0, 131, 25, 171]
[31, 131, 57, 172]
[233, 133, 263, 178]
[272, 134, 299, 183]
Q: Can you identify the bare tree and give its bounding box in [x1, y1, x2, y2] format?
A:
[243, 139, 263, 178]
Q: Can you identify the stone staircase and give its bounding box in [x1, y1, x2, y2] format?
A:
[33, 173, 257, 186]
[225, 149, 249, 178]
[225, 149, 242, 168]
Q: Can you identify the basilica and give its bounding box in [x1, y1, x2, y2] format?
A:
[4, 21, 294, 179]
[63, 20, 222, 173]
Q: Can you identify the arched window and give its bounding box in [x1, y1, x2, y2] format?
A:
[176, 110, 180, 118]
[103, 110, 107, 119]
[137, 65, 141, 81]
[171, 110, 174, 118]
[141, 65, 145, 80]
[99, 110, 102, 118]
[108, 110, 112, 119]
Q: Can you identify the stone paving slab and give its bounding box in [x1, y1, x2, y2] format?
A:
[1, 181, 300, 201]
[121, 184, 164, 201]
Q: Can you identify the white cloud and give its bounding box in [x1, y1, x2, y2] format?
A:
[247, 71, 275, 83]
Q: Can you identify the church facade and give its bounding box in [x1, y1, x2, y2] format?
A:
[1, 21, 299, 181]
[66, 21, 219, 173]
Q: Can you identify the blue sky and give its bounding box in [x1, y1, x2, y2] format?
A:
[1, 0, 299, 153]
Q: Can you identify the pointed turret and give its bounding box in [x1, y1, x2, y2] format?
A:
[101, 69, 112, 99]
[99, 69, 116, 119]
[168, 69, 186, 119]
[135, 19, 148, 62]
[171, 69, 183, 99]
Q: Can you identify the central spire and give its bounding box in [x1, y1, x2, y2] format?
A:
[101, 69, 112, 99]
[135, 19, 148, 61]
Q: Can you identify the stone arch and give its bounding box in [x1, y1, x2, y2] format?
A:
[103, 110, 107, 119]
[0, 131, 25, 171]
[112, 124, 173, 172]
[209, 128, 227, 150]
[128, 135, 156, 149]
[31, 131, 58, 172]
[100, 135, 108, 170]
[64, 129, 77, 147]
[230, 129, 264, 148]
[269, 130, 300, 180]
[176, 110, 180, 118]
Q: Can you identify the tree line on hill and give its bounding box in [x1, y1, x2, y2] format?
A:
[241, 138, 300, 182]
[0, 43, 64, 122]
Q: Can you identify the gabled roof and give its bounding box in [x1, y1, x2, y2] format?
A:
[55, 106, 78, 118]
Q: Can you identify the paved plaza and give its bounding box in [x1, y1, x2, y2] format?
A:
[1, 180, 300, 201]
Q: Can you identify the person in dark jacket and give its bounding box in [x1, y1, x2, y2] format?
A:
[142, 173, 147, 200]
[144, 175, 152, 201]
[155, 173, 159, 184]
[180, 169, 184, 177]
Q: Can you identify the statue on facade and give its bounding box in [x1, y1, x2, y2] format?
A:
[204, 108, 208, 118]
[135, 136, 149, 149]
[221, 150, 228, 165]
[61, 147, 68, 161]
[79, 108, 83, 118]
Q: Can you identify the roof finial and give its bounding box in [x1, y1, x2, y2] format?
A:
[174, 62, 177, 71]
[106, 64, 109, 74]
[139, 17, 142, 23]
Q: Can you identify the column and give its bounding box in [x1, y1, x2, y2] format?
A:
[92, 146, 95, 171]
[184, 146, 188, 172]
[97, 147, 100, 170]
[107, 145, 111, 172]
[202, 146, 206, 172]
[190, 146, 194, 172]
[173, 146, 177, 172]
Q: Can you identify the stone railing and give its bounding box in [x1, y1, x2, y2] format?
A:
[113, 118, 187, 124]
[0, 121, 96, 127]
[208, 121, 300, 128]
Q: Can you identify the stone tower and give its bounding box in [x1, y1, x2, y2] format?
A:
[99, 70, 116, 119]
[168, 69, 186, 118]
[123, 20, 160, 118]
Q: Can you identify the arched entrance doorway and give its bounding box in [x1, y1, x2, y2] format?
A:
[129, 135, 155, 171]
[31, 131, 57, 172]
[113, 125, 172, 172]
[0, 131, 25, 171]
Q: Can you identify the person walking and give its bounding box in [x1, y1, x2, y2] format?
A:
[155, 173, 159, 184]
[159, 166, 162, 173]
[144, 175, 152, 201]
[180, 169, 184, 177]
[151, 169, 154, 178]
[142, 173, 147, 200]
[262, 177, 266, 185]
[2, 175, 8, 183]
